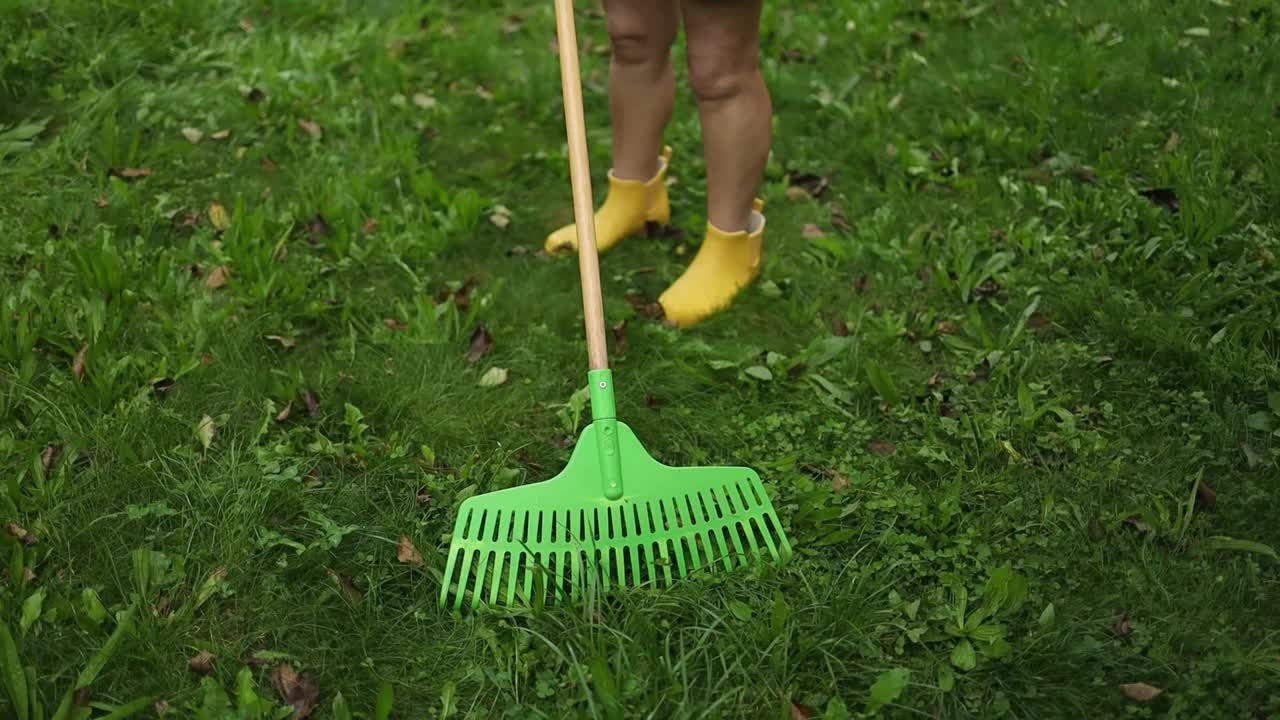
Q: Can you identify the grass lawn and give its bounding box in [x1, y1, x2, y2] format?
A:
[3, 0, 1279, 717]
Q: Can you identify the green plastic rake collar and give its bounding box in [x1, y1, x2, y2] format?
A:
[438, 372, 793, 611]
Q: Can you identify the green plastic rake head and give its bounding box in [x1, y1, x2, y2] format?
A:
[438, 373, 793, 611]
[437, 0, 792, 611]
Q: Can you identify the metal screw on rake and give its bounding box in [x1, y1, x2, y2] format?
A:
[437, 0, 793, 612]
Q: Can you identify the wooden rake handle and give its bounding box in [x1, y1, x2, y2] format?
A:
[552, 0, 609, 371]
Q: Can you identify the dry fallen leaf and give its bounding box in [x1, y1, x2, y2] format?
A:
[94, 196, 109, 208]
[203, 265, 231, 290]
[326, 568, 362, 604]
[467, 325, 494, 364]
[362, 217, 379, 235]
[238, 17, 254, 32]
[413, 93, 437, 109]
[189, 651, 215, 675]
[298, 119, 323, 139]
[113, 167, 152, 179]
[612, 319, 629, 355]
[211, 129, 231, 141]
[478, 366, 509, 387]
[789, 702, 814, 720]
[867, 439, 898, 456]
[1195, 479, 1217, 510]
[397, 534, 424, 567]
[196, 415, 216, 451]
[73, 343, 88, 381]
[275, 401, 292, 423]
[265, 335, 296, 349]
[207, 202, 231, 231]
[181, 127, 204, 144]
[802, 223, 825, 239]
[936, 320, 959, 335]
[5, 523, 35, 546]
[490, 205, 512, 229]
[831, 318, 850, 336]
[301, 389, 320, 417]
[1114, 611, 1133, 639]
[785, 186, 812, 202]
[1120, 683, 1163, 702]
[271, 664, 321, 719]
[41, 444, 63, 474]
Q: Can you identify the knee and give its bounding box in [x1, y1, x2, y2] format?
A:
[607, 14, 673, 68]
[687, 49, 759, 103]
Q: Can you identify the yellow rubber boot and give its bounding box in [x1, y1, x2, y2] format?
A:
[545, 146, 672, 254]
[658, 198, 766, 328]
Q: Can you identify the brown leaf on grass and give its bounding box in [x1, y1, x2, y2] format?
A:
[298, 119, 323, 139]
[436, 277, 480, 309]
[1162, 131, 1182, 153]
[275, 401, 292, 423]
[211, 129, 231, 141]
[415, 488, 434, 505]
[1121, 516, 1153, 534]
[867, 439, 898, 456]
[1120, 683, 1163, 702]
[789, 702, 814, 720]
[207, 202, 231, 231]
[5, 523, 35, 546]
[203, 265, 231, 290]
[270, 664, 321, 718]
[265, 335, 295, 349]
[94, 196, 109, 208]
[467, 325, 494, 364]
[612, 320, 629, 355]
[304, 214, 331, 242]
[301, 389, 320, 417]
[854, 274, 868, 293]
[326, 568, 362, 603]
[785, 186, 812, 202]
[188, 651, 215, 675]
[1195, 479, 1217, 510]
[74, 687, 92, 707]
[382, 318, 406, 331]
[973, 280, 1000, 299]
[361, 217, 379, 235]
[1138, 188, 1180, 214]
[831, 204, 854, 233]
[831, 318, 850, 336]
[201, 352, 215, 366]
[939, 402, 959, 418]
[787, 170, 831, 199]
[110, 167, 152, 180]
[927, 372, 946, 387]
[1113, 611, 1133, 639]
[646, 394, 663, 410]
[624, 292, 665, 321]
[73, 343, 88, 381]
[41, 444, 63, 473]
[828, 468, 851, 493]
[936, 320, 959, 335]
[181, 127, 204, 144]
[238, 17, 254, 32]
[802, 223, 825, 239]
[397, 534, 424, 567]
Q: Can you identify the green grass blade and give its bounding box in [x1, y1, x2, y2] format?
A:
[0, 622, 29, 720]
[1202, 537, 1278, 560]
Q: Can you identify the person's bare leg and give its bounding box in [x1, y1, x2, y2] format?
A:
[682, 0, 769, 231]
[605, 0, 679, 180]
[545, 0, 680, 253]
[656, 0, 769, 327]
